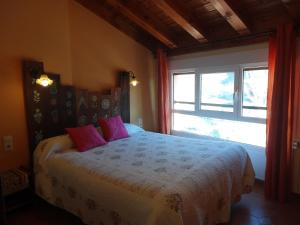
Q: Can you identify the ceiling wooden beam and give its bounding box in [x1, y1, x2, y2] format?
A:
[152, 0, 207, 43]
[105, 0, 177, 48]
[281, 0, 300, 23]
[210, 0, 250, 35]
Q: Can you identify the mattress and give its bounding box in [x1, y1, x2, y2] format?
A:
[34, 130, 255, 225]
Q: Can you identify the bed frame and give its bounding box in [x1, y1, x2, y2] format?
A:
[22, 60, 130, 178]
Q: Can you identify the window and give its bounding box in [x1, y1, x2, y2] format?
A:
[171, 64, 268, 147]
[173, 73, 195, 111]
[200, 72, 235, 113]
[242, 68, 268, 119]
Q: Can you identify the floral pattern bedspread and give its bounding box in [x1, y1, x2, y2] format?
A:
[34, 131, 255, 225]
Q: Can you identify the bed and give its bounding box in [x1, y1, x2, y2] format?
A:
[34, 124, 255, 225]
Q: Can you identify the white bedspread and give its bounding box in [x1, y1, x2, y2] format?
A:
[34, 131, 255, 225]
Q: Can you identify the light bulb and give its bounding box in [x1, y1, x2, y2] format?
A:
[130, 79, 138, 86]
[36, 74, 53, 87]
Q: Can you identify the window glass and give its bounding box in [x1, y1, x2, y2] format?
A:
[201, 72, 234, 112]
[173, 74, 195, 102]
[242, 68, 268, 118]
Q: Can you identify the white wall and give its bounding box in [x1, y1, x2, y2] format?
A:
[169, 43, 268, 70]
[169, 43, 269, 180]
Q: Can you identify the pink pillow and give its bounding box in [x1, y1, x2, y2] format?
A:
[98, 116, 129, 141]
[66, 125, 107, 152]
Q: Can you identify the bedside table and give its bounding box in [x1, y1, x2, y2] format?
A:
[0, 168, 33, 224]
[0, 177, 6, 225]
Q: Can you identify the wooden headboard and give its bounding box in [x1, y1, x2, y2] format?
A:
[23, 60, 130, 172]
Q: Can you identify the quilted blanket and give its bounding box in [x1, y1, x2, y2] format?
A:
[34, 131, 255, 225]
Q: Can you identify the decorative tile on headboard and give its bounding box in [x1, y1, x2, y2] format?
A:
[88, 92, 101, 126]
[60, 85, 76, 129]
[111, 88, 121, 117]
[43, 73, 62, 137]
[99, 95, 113, 118]
[76, 89, 89, 126]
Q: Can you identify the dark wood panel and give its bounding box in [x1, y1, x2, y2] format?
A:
[60, 86, 77, 129]
[118, 72, 130, 123]
[22, 60, 45, 154]
[43, 73, 62, 137]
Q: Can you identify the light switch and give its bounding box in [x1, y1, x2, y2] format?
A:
[3, 136, 13, 151]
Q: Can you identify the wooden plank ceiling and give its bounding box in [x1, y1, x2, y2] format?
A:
[75, 0, 300, 56]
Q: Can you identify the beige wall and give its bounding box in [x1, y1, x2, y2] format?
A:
[0, 0, 157, 171]
[0, 0, 73, 171]
[69, 1, 157, 130]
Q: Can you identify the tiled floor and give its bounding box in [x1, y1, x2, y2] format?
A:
[229, 183, 300, 225]
[6, 182, 300, 225]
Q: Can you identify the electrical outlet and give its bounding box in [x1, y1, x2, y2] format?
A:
[293, 140, 300, 150]
[138, 118, 143, 127]
[3, 136, 13, 152]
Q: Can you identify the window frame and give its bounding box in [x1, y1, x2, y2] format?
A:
[238, 63, 268, 124]
[170, 69, 197, 130]
[172, 72, 196, 112]
[198, 66, 238, 120]
[170, 62, 268, 126]
[171, 69, 197, 113]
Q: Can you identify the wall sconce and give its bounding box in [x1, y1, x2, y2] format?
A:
[128, 71, 139, 87]
[30, 67, 53, 87]
[36, 74, 53, 87]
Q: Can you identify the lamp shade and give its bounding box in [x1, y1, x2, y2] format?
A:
[36, 74, 53, 87]
[128, 71, 139, 86]
[130, 76, 139, 86]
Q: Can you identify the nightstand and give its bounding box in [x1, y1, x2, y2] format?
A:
[0, 168, 33, 224]
[0, 177, 6, 225]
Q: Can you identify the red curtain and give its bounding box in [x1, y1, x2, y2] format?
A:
[157, 48, 171, 134]
[265, 23, 296, 202]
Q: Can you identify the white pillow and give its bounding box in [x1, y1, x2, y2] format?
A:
[124, 123, 144, 135]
